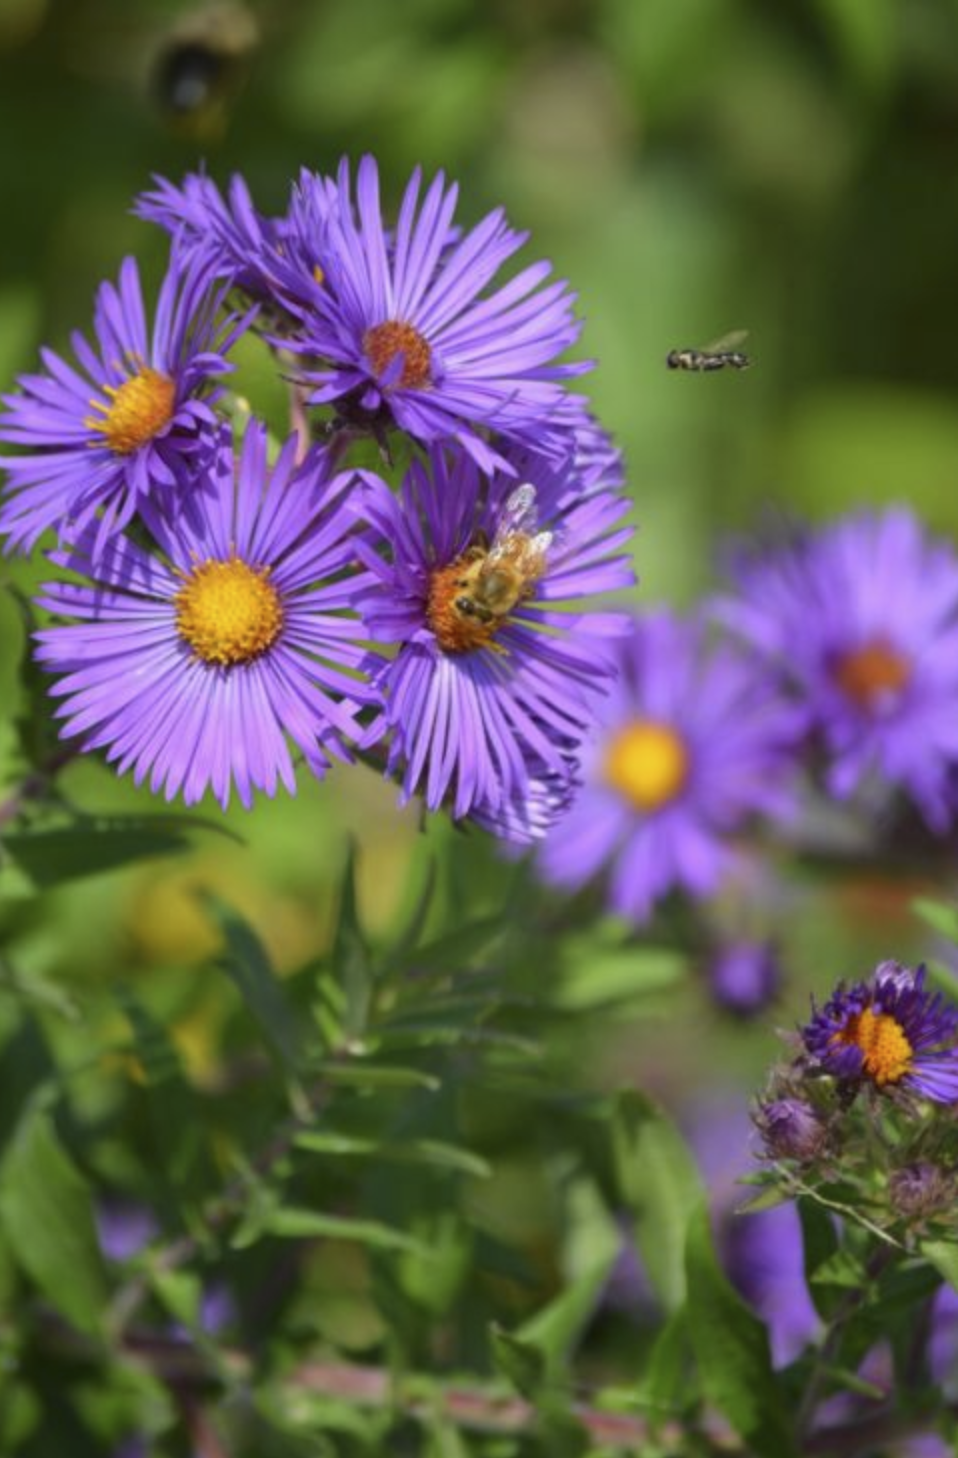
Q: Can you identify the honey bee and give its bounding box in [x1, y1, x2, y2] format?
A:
[453, 484, 553, 627]
[666, 330, 752, 372]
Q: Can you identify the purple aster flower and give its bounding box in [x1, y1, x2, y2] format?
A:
[279, 155, 590, 471]
[708, 940, 781, 1016]
[351, 429, 634, 831]
[801, 961, 958, 1102]
[34, 421, 372, 809]
[0, 252, 246, 555]
[536, 611, 802, 923]
[135, 169, 288, 301]
[714, 508, 958, 831]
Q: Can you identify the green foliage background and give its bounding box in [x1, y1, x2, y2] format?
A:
[3, 1, 958, 1454]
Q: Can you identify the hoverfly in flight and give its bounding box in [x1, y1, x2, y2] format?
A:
[666, 330, 751, 372]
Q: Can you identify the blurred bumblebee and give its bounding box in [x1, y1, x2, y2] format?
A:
[666, 330, 751, 372]
[428, 484, 553, 653]
[151, 3, 259, 135]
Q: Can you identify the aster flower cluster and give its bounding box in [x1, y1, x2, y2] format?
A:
[533, 502, 958, 935]
[752, 959, 958, 1240]
[0, 156, 635, 831]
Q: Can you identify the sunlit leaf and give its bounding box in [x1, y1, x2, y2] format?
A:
[294, 1131, 491, 1178]
[247, 1207, 431, 1255]
[612, 1090, 702, 1310]
[922, 1240, 958, 1294]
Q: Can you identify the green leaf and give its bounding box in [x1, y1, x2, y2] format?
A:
[0, 1106, 108, 1336]
[245, 1207, 430, 1255]
[799, 1197, 842, 1320]
[920, 1240, 958, 1293]
[553, 945, 684, 1011]
[685, 1203, 795, 1458]
[489, 1323, 546, 1398]
[150, 1268, 202, 1328]
[912, 897, 958, 945]
[611, 1090, 702, 1310]
[812, 0, 897, 94]
[331, 843, 374, 1041]
[515, 1249, 619, 1381]
[642, 1307, 692, 1418]
[204, 893, 300, 1067]
[313, 1061, 440, 1092]
[293, 1131, 491, 1178]
[1, 814, 224, 887]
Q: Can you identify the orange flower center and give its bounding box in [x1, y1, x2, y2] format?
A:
[362, 320, 432, 390]
[604, 720, 690, 812]
[175, 556, 284, 666]
[832, 1007, 914, 1086]
[833, 638, 911, 711]
[86, 366, 176, 455]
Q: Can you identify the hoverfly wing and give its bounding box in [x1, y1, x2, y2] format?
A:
[699, 329, 749, 354]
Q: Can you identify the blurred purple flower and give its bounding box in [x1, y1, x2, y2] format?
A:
[708, 940, 781, 1016]
[96, 1201, 158, 1263]
[536, 611, 801, 922]
[714, 508, 958, 831]
[802, 961, 958, 1102]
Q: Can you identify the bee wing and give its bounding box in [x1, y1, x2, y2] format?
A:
[700, 329, 749, 354]
[490, 483, 539, 556]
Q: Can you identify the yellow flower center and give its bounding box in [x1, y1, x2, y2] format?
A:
[834, 1007, 914, 1086]
[604, 720, 690, 812]
[362, 319, 432, 390]
[86, 366, 177, 455]
[175, 556, 284, 667]
[833, 638, 911, 711]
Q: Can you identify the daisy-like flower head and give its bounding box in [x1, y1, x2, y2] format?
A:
[536, 611, 802, 922]
[801, 960, 958, 1102]
[714, 507, 958, 831]
[135, 170, 287, 300]
[280, 155, 590, 471]
[351, 430, 634, 834]
[0, 252, 247, 556]
[34, 421, 372, 809]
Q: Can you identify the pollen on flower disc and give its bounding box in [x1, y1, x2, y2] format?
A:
[604, 720, 690, 812]
[86, 366, 176, 454]
[362, 320, 432, 390]
[427, 556, 499, 654]
[833, 638, 911, 711]
[835, 1007, 914, 1087]
[175, 556, 284, 666]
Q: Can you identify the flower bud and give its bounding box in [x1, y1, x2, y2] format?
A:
[754, 1096, 828, 1162]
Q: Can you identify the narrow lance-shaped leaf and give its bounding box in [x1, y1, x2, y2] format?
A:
[203, 892, 300, 1068]
[515, 1248, 619, 1382]
[331, 842, 374, 1041]
[0, 1105, 108, 1337]
[684, 1201, 796, 1458]
[611, 1090, 702, 1310]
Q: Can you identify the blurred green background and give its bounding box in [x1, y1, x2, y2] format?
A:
[1, 0, 957, 1062]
